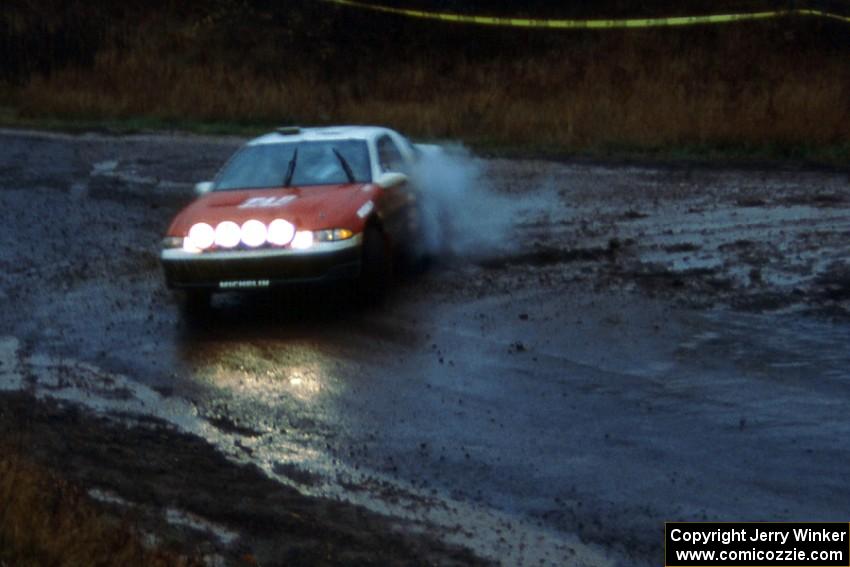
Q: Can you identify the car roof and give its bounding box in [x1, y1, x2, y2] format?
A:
[248, 126, 395, 146]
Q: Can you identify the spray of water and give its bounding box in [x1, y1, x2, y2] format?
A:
[410, 144, 518, 260]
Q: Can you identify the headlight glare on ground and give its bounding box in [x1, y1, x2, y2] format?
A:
[186, 222, 215, 251]
[240, 219, 267, 248]
[267, 219, 295, 246]
[314, 228, 354, 242]
[291, 230, 314, 250]
[215, 221, 241, 248]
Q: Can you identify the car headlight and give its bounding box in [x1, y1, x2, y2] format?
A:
[314, 228, 354, 242]
[169, 220, 353, 252]
[290, 230, 315, 250]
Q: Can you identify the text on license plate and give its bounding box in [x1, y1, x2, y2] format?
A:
[219, 279, 270, 289]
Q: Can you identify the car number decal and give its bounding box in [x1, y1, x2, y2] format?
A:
[356, 200, 374, 218]
[239, 196, 296, 208]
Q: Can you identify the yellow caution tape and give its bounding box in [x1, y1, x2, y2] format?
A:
[324, 0, 850, 29]
[796, 8, 850, 24]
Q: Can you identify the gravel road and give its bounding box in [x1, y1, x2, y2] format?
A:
[1, 129, 849, 566]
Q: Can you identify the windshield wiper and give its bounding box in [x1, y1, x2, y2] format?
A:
[283, 148, 298, 187]
[332, 148, 355, 183]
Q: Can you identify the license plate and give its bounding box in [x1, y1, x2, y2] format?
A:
[219, 279, 270, 289]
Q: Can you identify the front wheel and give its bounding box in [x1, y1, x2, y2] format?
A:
[357, 225, 392, 302]
[181, 289, 212, 323]
[398, 203, 432, 275]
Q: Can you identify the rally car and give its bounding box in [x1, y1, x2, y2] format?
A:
[160, 126, 431, 313]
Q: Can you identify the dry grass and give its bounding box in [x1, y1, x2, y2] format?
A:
[2, 2, 849, 154]
[0, 445, 198, 567]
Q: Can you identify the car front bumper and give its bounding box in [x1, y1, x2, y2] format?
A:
[160, 235, 362, 290]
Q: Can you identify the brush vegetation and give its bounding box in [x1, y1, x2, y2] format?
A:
[1, 1, 848, 152]
[0, 445, 198, 567]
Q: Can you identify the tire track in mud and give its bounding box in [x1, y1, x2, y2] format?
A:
[479, 158, 850, 316]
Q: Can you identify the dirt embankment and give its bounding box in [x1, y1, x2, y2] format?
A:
[0, 392, 484, 566]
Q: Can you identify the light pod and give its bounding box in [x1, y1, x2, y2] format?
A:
[215, 221, 241, 248]
[267, 219, 295, 246]
[240, 219, 267, 248]
[186, 222, 215, 250]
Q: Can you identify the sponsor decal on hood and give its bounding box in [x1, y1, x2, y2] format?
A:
[238, 195, 298, 208]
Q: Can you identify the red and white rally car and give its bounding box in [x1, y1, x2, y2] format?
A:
[160, 126, 431, 312]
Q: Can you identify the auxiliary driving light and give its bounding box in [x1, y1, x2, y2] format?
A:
[267, 218, 295, 246]
[186, 222, 215, 251]
[215, 221, 241, 248]
[240, 219, 267, 248]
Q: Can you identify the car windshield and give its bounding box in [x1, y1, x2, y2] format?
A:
[214, 140, 371, 190]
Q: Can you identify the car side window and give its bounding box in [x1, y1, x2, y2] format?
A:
[377, 136, 406, 173]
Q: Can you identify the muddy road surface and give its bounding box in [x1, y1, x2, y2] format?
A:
[1, 129, 849, 566]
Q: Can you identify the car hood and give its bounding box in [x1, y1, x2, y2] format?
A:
[167, 183, 377, 236]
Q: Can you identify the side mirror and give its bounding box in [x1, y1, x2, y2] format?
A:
[375, 172, 407, 189]
[194, 181, 214, 195]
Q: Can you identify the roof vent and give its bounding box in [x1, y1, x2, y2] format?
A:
[276, 126, 301, 135]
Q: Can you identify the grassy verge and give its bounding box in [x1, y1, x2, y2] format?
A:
[2, 105, 847, 167]
[0, 106, 265, 137]
[466, 138, 850, 167]
[0, 444, 198, 567]
[1, 2, 848, 163]
[0, 393, 486, 566]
